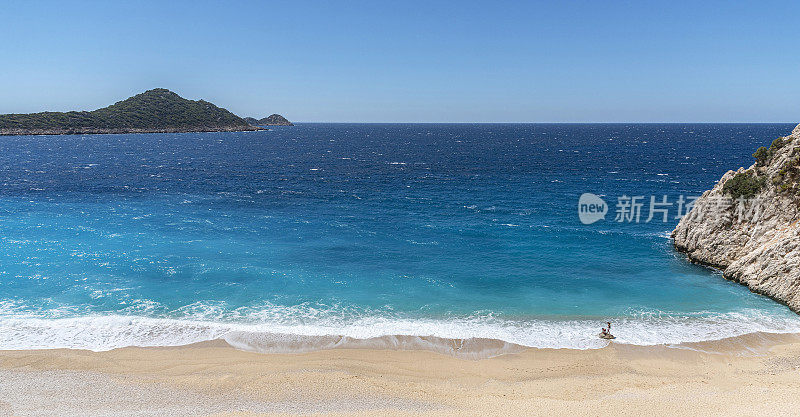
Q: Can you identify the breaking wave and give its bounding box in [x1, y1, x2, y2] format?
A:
[1, 302, 799, 358]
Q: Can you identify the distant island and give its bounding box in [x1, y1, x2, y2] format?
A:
[245, 114, 294, 126]
[0, 89, 268, 135]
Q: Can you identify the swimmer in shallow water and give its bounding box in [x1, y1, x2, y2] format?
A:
[599, 321, 614, 339]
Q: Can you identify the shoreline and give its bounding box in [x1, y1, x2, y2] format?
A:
[2, 324, 800, 359]
[3, 333, 800, 416]
[4, 330, 800, 356]
[5, 310, 800, 355]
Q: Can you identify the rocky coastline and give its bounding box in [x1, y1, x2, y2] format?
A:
[672, 123, 800, 312]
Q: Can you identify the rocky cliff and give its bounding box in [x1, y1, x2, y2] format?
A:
[672, 124, 800, 312]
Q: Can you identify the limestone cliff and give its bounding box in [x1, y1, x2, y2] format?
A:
[672, 124, 800, 312]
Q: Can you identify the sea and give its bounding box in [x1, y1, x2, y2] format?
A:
[1, 123, 799, 357]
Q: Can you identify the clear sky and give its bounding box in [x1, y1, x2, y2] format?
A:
[2, 0, 799, 122]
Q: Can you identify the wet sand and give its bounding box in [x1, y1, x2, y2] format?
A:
[2, 333, 800, 416]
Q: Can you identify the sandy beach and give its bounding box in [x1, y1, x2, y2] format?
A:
[1, 333, 800, 417]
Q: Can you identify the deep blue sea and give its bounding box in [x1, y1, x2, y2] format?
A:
[2, 124, 799, 353]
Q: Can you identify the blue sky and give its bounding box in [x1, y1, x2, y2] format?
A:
[2, 0, 799, 122]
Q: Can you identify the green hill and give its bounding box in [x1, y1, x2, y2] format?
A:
[258, 114, 293, 126]
[0, 88, 259, 135]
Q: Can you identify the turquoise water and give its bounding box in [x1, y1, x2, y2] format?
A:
[1, 124, 799, 352]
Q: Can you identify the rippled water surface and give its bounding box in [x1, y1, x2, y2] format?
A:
[1, 123, 798, 351]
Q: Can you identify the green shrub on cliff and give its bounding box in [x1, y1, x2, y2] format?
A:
[770, 137, 788, 154]
[723, 172, 766, 199]
[753, 146, 770, 166]
[773, 157, 800, 195]
[751, 137, 791, 167]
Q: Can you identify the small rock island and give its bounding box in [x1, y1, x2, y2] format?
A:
[245, 114, 293, 126]
[0, 88, 261, 135]
[673, 123, 800, 312]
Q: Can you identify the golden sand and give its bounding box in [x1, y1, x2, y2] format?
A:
[2, 334, 800, 416]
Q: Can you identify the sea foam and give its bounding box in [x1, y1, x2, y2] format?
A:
[1, 308, 800, 357]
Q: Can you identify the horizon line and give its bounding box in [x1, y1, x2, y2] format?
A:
[286, 121, 799, 124]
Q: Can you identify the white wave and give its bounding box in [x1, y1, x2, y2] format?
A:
[0, 308, 799, 356]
